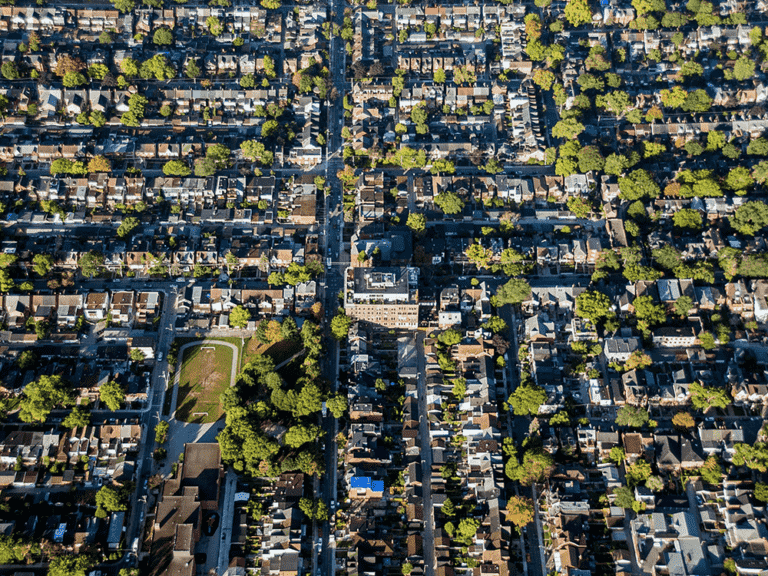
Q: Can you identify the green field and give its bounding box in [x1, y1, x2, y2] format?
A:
[176, 344, 234, 423]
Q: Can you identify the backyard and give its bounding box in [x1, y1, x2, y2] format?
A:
[176, 344, 235, 423]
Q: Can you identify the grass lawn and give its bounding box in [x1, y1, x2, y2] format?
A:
[176, 344, 234, 424]
[242, 337, 303, 368]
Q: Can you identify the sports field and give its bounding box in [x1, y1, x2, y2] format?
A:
[175, 344, 234, 423]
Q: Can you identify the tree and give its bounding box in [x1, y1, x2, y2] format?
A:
[625, 350, 652, 371]
[1, 61, 19, 80]
[619, 169, 660, 200]
[100, 381, 125, 411]
[552, 118, 585, 140]
[567, 196, 594, 218]
[51, 159, 87, 176]
[550, 411, 570, 426]
[32, 254, 54, 277]
[604, 153, 630, 176]
[153, 27, 173, 45]
[229, 305, 251, 329]
[430, 159, 455, 175]
[326, 393, 347, 418]
[732, 443, 768, 472]
[240, 140, 274, 166]
[673, 296, 694, 318]
[129, 348, 145, 363]
[731, 201, 768, 235]
[615, 405, 650, 428]
[284, 424, 323, 448]
[138, 54, 175, 80]
[505, 496, 534, 529]
[433, 69, 446, 83]
[642, 475, 663, 492]
[482, 316, 508, 334]
[155, 420, 169, 444]
[48, 555, 95, 576]
[564, 0, 592, 26]
[690, 382, 731, 411]
[682, 89, 712, 113]
[401, 563, 413, 576]
[95, 485, 127, 514]
[434, 192, 464, 215]
[733, 55, 756, 81]
[507, 449, 555, 485]
[330, 311, 352, 340]
[613, 486, 640, 510]
[508, 384, 547, 416]
[532, 69, 555, 91]
[652, 245, 681, 270]
[87, 155, 111, 173]
[633, 295, 666, 326]
[19, 375, 72, 423]
[294, 384, 323, 418]
[78, 250, 105, 276]
[575, 290, 614, 325]
[262, 119, 279, 138]
[608, 446, 625, 465]
[725, 166, 754, 194]
[577, 145, 605, 173]
[163, 160, 192, 177]
[117, 216, 139, 239]
[699, 455, 722, 485]
[62, 406, 90, 429]
[672, 208, 702, 229]
[0, 254, 17, 269]
[496, 278, 532, 305]
[110, 0, 136, 12]
[406, 213, 426, 234]
[754, 482, 768, 503]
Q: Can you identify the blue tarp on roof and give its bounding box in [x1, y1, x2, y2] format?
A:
[351, 476, 371, 489]
[371, 480, 385, 492]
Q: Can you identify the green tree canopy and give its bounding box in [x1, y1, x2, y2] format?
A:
[433, 192, 465, 215]
[732, 443, 768, 472]
[230, 305, 251, 328]
[575, 290, 614, 325]
[62, 406, 90, 429]
[508, 384, 547, 416]
[406, 213, 426, 234]
[19, 375, 73, 423]
[153, 27, 173, 45]
[48, 555, 95, 576]
[284, 424, 323, 448]
[330, 311, 352, 340]
[615, 405, 650, 428]
[496, 278, 532, 305]
[690, 382, 731, 410]
[619, 169, 660, 200]
[633, 295, 666, 326]
[326, 393, 348, 418]
[564, 0, 592, 26]
[100, 380, 125, 411]
[731, 201, 768, 235]
[95, 485, 127, 513]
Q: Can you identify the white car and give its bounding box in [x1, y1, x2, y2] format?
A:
[158, 352, 164, 362]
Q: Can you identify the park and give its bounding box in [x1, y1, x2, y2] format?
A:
[175, 343, 236, 424]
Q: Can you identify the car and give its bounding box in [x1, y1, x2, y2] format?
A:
[143, 479, 148, 490]
[158, 352, 164, 362]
